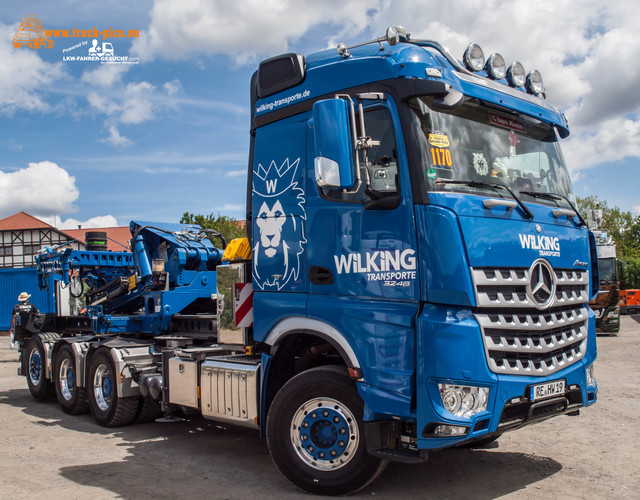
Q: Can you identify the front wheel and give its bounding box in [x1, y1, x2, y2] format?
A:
[266, 366, 388, 495]
[88, 349, 139, 427]
[54, 344, 89, 415]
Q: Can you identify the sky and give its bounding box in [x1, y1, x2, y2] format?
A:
[1, 0, 639, 229]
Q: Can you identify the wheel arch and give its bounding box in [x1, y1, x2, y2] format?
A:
[263, 317, 363, 418]
[265, 317, 361, 369]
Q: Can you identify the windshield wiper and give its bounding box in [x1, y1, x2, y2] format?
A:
[519, 191, 587, 227]
[436, 179, 534, 220]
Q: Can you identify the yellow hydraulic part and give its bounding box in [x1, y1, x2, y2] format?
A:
[128, 274, 137, 291]
[223, 237, 252, 261]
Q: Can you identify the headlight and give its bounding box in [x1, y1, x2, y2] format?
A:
[439, 384, 489, 418]
[507, 61, 526, 87]
[485, 53, 507, 80]
[526, 69, 544, 95]
[463, 43, 485, 72]
[586, 364, 596, 387]
[607, 309, 619, 319]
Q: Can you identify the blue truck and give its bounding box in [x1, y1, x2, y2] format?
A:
[15, 27, 598, 495]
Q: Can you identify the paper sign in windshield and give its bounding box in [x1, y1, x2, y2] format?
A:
[489, 113, 526, 133]
[428, 133, 450, 148]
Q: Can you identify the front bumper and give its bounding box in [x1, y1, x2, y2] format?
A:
[415, 303, 597, 450]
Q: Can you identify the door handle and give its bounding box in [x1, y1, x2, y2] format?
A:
[309, 266, 334, 285]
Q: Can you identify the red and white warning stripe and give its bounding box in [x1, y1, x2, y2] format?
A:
[234, 282, 254, 328]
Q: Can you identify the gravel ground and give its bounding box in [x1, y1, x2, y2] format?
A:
[1, 315, 639, 499]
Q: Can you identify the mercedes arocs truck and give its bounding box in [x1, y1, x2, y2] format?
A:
[15, 27, 598, 495]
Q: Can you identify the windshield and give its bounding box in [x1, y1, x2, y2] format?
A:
[408, 97, 575, 205]
[598, 257, 617, 282]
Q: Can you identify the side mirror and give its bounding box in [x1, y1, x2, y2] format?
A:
[312, 99, 355, 189]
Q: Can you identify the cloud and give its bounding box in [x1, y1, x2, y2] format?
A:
[562, 115, 640, 172]
[81, 64, 130, 88]
[100, 125, 132, 147]
[132, 0, 381, 63]
[0, 161, 79, 218]
[0, 21, 66, 114]
[87, 81, 156, 124]
[163, 79, 182, 95]
[225, 169, 246, 178]
[57, 215, 120, 230]
[633, 205, 640, 217]
[119, 82, 156, 123]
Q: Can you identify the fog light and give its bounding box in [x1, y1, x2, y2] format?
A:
[586, 364, 596, 388]
[463, 43, 485, 72]
[507, 61, 526, 87]
[526, 69, 544, 95]
[439, 384, 489, 418]
[433, 424, 468, 436]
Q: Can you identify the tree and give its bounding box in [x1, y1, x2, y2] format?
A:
[576, 196, 640, 259]
[180, 212, 246, 244]
[620, 258, 640, 289]
[180, 212, 248, 331]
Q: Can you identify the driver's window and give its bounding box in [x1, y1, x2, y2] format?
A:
[320, 107, 399, 203]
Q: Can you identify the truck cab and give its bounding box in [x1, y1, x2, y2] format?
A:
[247, 27, 598, 493]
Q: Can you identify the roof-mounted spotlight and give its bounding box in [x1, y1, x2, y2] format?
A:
[507, 61, 526, 87]
[526, 69, 544, 95]
[463, 43, 485, 72]
[485, 53, 507, 80]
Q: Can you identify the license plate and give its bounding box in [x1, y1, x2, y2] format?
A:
[530, 379, 566, 401]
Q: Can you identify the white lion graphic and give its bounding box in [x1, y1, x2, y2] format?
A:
[252, 158, 306, 290]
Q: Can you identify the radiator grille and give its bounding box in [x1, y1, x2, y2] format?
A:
[472, 266, 589, 376]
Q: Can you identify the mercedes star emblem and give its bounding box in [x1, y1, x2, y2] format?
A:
[526, 258, 556, 309]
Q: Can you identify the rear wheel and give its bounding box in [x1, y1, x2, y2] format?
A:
[88, 349, 139, 427]
[54, 344, 89, 415]
[267, 366, 388, 495]
[26, 335, 55, 400]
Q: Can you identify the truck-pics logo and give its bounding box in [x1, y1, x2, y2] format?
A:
[334, 249, 416, 286]
[519, 233, 561, 257]
[12, 15, 53, 49]
[252, 158, 306, 291]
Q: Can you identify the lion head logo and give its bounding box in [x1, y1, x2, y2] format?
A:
[252, 158, 306, 290]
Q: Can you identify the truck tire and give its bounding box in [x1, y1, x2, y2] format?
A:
[26, 334, 56, 400]
[134, 396, 161, 424]
[266, 366, 388, 495]
[54, 344, 89, 415]
[88, 349, 139, 427]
